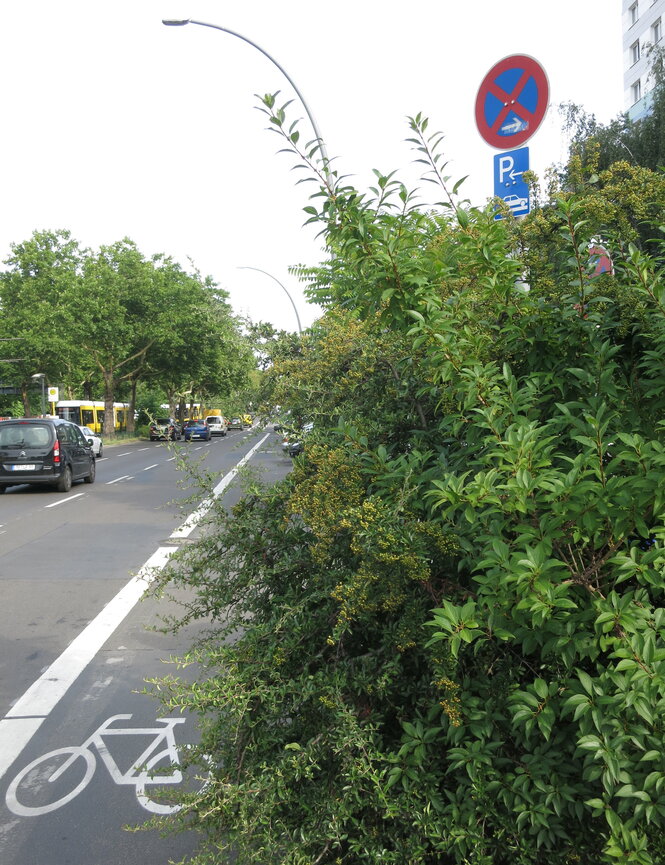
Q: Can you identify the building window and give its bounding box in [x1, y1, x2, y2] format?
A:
[630, 2, 638, 25]
[631, 40, 641, 64]
[632, 79, 642, 104]
[653, 17, 662, 43]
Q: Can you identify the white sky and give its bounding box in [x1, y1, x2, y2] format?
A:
[0, 1, 624, 333]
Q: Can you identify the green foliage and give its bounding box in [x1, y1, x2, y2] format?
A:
[0, 231, 254, 427]
[147, 101, 665, 864]
[559, 46, 665, 178]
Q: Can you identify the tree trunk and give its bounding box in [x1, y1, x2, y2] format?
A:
[103, 371, 116, 438]
[21, 383, 31, 417]
[127, 379, 137, 434]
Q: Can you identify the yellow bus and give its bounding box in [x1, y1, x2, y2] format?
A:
[55, 400, 129, 433]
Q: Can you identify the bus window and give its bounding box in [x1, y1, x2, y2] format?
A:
[81, 409, 95, 426]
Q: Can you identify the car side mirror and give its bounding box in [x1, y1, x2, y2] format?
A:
[87, 438, 93, 446]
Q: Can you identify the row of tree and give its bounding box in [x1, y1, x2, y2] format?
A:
[0, 230, 256, 433]
[149, 78, 665, 865]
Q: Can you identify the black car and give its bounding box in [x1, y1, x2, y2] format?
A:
[0, 417, 96, 493]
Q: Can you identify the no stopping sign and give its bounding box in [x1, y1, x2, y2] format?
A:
[475, 54, 549, 149]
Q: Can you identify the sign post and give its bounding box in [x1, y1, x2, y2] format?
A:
[475, 54, 549, 217]
[494, 146, 530, 216]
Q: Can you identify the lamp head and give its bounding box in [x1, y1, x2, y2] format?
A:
[162, 19, 190, 26]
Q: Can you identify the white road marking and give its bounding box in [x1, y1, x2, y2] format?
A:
[116, 452, 133, 457]
[0, 547, 174, 781]
[105, 475, 132, 485]
[143, 464, 159, 471]
[44, 493, 85, 509]
[170, 433, 270, 540]
[0, 433, 271, 782]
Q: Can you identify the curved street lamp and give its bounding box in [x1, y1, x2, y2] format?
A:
[238, 267, 302, 334]
[161, 18, 330, 172]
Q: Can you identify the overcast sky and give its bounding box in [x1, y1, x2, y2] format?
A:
[0, 1, 624, 332]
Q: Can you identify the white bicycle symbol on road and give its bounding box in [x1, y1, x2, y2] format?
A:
[6, 714, 202, 817]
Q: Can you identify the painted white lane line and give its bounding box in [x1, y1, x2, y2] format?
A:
[170, 433, 270, 541]
[105, 475, 133, 485]
[44, 493, 85, 509]
[0, 547, 175, 782]
[0, 433, 271, 782]
[116, 452, 133, 457]
[143, 464, 159, 471]
[138, 447, 150, 451]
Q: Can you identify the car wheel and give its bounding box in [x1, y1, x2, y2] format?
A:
[98, 444, 103, 458]
[0, 486, 6, 494]
[84, 459, 96, 484]
[56, 465, 73, 493]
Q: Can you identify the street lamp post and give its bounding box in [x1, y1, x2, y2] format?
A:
[239, 267, 302, 334]
[161, 18, 330, 172]
[162, 17, 325, 335]
[31, 373, 46, 417]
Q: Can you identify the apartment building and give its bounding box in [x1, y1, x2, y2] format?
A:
[623, 0, 664, 119]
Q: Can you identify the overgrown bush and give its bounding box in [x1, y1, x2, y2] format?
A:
[148, 106, 665, 864]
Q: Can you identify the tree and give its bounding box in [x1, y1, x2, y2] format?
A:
[148, 103, 665, 864]
[559, 45, 665, 179]
[0, 229, 87, 414]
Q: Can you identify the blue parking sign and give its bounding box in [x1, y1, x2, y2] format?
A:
[494, 147, 530, 217]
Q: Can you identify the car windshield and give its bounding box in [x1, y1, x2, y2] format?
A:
[155, 418, 171, 425]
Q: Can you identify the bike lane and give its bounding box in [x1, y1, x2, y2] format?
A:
[0, 432, 291, 865]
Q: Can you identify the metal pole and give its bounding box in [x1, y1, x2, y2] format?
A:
[161, 18, 330, 172]
[238, 267, 302, 334]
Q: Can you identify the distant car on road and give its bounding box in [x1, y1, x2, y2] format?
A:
[227, 417, 244, 430]
[283, 422, 313, 457]
[205, 415, 228, 436]
[78, 425, 103, 457]
[183, 419, 211, 442]
[149, 417, 181, 441]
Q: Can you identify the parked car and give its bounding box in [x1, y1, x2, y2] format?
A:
[78, 425, 103, 457]
[183, 419, 211, 442]
[242, 414, 253, 428]
[205, 415, 228, 436]
[286, 422, 314, 457]
[0, 417, 95, 493]
[149, 417, 181, 441]
[227, 417, 244, 430]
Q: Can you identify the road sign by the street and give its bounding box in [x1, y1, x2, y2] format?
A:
[494, 146, 530, 217]
[475, 54, 549, 149]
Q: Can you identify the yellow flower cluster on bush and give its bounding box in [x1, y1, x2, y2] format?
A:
[287, 444, 364, 563]
[434, 676, 462, 727]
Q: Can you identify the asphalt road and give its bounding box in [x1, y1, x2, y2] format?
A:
[0, 426, 292, 865]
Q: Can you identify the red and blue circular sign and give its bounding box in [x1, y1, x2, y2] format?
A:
[475, 54, 549, 149]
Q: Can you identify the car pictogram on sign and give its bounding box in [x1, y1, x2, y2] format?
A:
[475, 54, 549, 149]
